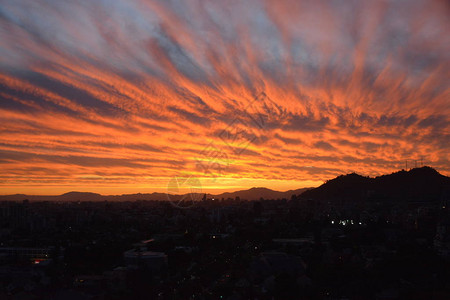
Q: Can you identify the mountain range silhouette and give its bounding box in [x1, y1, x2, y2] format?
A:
[1, 167, 448, 202]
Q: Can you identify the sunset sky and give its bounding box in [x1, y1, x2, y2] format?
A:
[0, 0, 449, 195]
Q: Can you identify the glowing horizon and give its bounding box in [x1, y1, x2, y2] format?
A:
[0, 0, 449, 195]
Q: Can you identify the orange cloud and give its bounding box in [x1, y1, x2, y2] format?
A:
[0, 0, 448, 195]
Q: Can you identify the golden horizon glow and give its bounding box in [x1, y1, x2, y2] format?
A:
[0, 0, 449, 195]
[0, 178, 322, 196]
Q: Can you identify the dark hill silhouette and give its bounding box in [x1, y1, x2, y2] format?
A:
[1, 167, 446, 203]
[299, 166, 449, 204]
[210, 187, 311, 201]
[60, 191, 102, 201]
[0, 187, 311, 202]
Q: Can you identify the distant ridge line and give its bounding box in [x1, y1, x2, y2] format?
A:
[1, 166, 448, 202]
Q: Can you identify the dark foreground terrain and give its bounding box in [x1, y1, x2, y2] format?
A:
[0, 167, 449, 299]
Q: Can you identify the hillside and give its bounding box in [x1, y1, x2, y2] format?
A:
[299, 166, 449, 204]
[210, 187, 311, 201]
